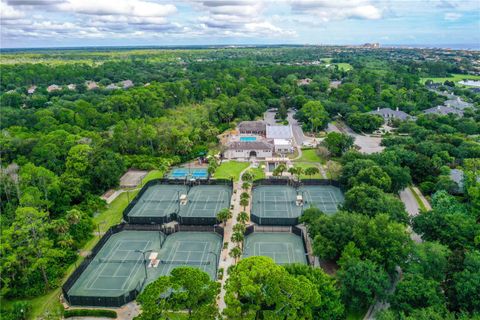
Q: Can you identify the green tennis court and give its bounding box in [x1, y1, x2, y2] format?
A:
[127, 184, 187, 218]
[243, 232, 307, 265]
[67, 231, 222, 301]
[67, 231, 163, 298]
[298, 185, 344, 214]
[251, 185, 301, 220]
[179, 185, 232, 218]
[157, 232, 222, 279]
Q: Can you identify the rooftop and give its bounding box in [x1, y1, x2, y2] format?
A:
[227, 141, 273, 150]
[238, 121, 266, 132]
[368, 107, 412, 120]
[423, 105, 464, 117]
[266, 125, 293, 139]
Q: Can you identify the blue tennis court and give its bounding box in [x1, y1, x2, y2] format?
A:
[169, 168, 208, 179]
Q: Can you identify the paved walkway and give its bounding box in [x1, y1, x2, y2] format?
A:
[217, 164, 252, 311]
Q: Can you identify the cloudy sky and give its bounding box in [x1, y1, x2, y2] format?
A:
[1, 0, 479, 48]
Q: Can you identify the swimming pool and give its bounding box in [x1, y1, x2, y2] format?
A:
[240, 136, 257, 142]
[169, 168, 208, 179]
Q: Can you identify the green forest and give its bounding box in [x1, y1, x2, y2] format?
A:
[1, 46, 479, 320]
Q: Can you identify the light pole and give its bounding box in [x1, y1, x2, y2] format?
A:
[208, 251, 218, 278]
[135, 249, 153, 285]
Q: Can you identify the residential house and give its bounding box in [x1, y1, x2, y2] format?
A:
[106, 83, 120, 90]
[27, 85, 37, 94]
[121, 80, 134, 89]
[423, 105, 464, 117]
[67, 84, 76, 91]
[444, 97, 472, 110]
[368, 107, 413, 121]
[85, 81, 99, 90]
[297, 78, 312, 86]
[47, 84, 61, 93]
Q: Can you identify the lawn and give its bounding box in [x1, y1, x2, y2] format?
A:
[250, 165, 266, 181]
[296, 148, 323, 163]
[15, 169, 164, 319]
[295, 162, 324, 179]
[420, 73, 480, 84]
[335, 62, 353, 71]
[213, 161, 250, 181]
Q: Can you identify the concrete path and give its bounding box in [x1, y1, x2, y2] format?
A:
[217, 164, 252, 311]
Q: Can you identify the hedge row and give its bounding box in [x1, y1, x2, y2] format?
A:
[64, 309, 117, 318]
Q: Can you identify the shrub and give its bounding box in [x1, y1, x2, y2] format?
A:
[63, 309, 117, 318]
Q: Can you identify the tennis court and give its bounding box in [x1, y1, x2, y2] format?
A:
[127, 184, 187, 219]
[298, 185, 344, 214]
[179, 185, 232, 219]
[67, 230, 222, 304]
[169, 168, 209, 179]
[157, 232, 222, 279]
[251, 185, 301, 224]
[243, 232, 307, 265]
[67, 231, 164, 298]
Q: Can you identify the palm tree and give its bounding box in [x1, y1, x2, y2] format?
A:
[240, 192, 250, 200]
[240, 197, 249, 211]
[304, 166, 319, 178]
[231, 231, 244, 248]
[241, 171, 254, 182]
[233, 223, 246, 234]
[229, 246, 242, 263]
[216, 208, 232, 226]
[237, 211, 249, 224]
[273, 163, 287, 176]
[242, 182, 251, 191]
[288, 166, 303, 181]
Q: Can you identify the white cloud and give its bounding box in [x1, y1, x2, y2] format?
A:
[444, 12, 462, 21]
[193, 0, 295, 37]
[57, 0, 176, 17]
[290, 0, 382, 21]
[1, 1, 25, 20]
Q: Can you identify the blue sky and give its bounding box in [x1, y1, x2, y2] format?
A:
[1, 0, 479, 48]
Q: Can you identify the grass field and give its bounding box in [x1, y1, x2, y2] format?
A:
[214, 161, 250, 181]
[295, 162, 324, 179]
[420, 73, 480, 84]
[250, 165, 266, 181]
[296, 148, 324, 163]
[335, 63, 353, 71]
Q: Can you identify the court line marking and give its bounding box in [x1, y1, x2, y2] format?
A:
[86, 239, 150, 291]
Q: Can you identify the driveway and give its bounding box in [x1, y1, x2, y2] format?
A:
[263, 110, 277, 126]
[326, 122, 384, 154]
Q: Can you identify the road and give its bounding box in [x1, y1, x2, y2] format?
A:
[263, 109, 277, 126]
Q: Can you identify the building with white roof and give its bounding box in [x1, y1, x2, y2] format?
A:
[266, 125, 293, 140]
[273, 139, 294, 154]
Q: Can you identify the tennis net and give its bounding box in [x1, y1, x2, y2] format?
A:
[160, 260, 210, 265]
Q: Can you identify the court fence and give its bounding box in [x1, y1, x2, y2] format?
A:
[244, 225, 314, 266]
[123, 178, 233, 225]
[251, 179, 342, 225]
[62, 223, 223, 307]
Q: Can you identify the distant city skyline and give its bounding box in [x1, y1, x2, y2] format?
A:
[1, 0, 479, 49]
